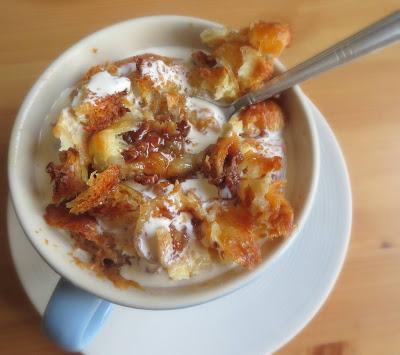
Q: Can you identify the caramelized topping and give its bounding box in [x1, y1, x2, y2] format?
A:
[121, 119, 192, 180]
[122, 119, 190, 162]
[133, 173, 159, 185]
[202, 135, 243, 195]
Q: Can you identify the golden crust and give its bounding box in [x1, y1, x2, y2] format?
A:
[67, 165, 120, 214]
[91, 183, 142, 224]
[188, 65, 239, 101]
[240, 152, 281, 179]
[265, 180, 294, 238]
[75, 92, 130, 133]
[248, 21, 291, 57]
[238, 100, 285, 136]
[46, 148, 87, 203]
[238, 177, 294, 238]
[199, 203, 261, 268]
[45, 204, 103, 246]
[238, 46, 274, 91]
[192, 21, 291, 99]
[199, 176, 293, 268]
[213, 42, 244, 73]
[44, 204, 140, 289]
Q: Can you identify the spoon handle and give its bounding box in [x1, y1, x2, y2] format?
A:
[233, 11, 400, 111]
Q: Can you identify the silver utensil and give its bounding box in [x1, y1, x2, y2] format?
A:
[208, 11, 400, 118]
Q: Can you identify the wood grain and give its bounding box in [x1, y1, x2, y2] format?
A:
[1, 1, 399, 354]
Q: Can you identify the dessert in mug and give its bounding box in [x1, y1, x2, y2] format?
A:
[44, 20, 294, 286]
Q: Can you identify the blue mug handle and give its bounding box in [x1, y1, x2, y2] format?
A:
[43, 279, 113, 352]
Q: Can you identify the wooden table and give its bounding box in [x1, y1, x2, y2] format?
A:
[1, 1, 399, 354]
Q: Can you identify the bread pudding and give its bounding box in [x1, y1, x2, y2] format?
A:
[43, 20, 294, 287]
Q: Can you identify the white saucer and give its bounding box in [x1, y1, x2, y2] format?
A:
[8, 98, 352, 354]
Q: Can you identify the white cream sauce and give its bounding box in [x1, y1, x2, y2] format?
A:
[87, 71, 131, 98]
[185, 97, 225, 154]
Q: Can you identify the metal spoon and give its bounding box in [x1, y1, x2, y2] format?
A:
[206, 11, 400, 118]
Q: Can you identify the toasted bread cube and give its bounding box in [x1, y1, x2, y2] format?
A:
[248, 21, 291, 57]
[238, 46, 274, 91]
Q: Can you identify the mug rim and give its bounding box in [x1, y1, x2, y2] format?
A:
[8, 15, 320, 309]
